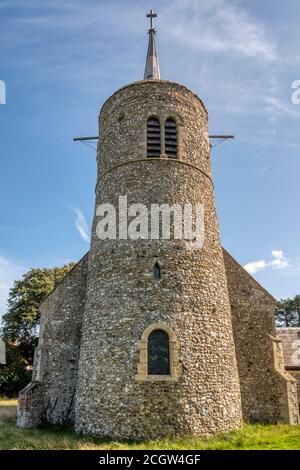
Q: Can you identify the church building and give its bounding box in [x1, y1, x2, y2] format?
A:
[17, 12, 299, 439]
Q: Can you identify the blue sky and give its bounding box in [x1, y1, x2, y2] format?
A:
[0, 0, 300, 314]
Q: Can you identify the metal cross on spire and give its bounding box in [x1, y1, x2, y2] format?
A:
[144, 10, 160, 80]
[147, 9, 157, 30]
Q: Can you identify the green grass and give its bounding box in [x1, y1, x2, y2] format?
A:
[1, 399, 300, 450]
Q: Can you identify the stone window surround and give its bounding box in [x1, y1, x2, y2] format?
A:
[146, 113, 182, 159]
[135, 323, 182, 382]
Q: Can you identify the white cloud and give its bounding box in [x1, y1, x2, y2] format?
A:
[70, 207, 90, 243]
[244, 250, 289, 274]
[243, 259, 267, 274]
[0, 256, 26, 316]
[270, 250, 289, 269]
[157, 0, 279, 118]
[0, 0, 282, 123]
[162, 0, 277, 61]
[264, 96, 300, 118]
[246, 165, 268, 176]
[6, 0, 277, 64]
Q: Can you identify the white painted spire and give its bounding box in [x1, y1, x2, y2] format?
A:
[144, 10, 160, 80]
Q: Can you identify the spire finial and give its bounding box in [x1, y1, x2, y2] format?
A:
[147, 9, 157, 30]
[144, 10, 160, 80]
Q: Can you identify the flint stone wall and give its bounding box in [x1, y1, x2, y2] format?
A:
[17, 255, 88, 427]
[276, 328, 300, 413]
[223, 249, 299, 424]
[75, 80, 243, 439]
[17, 246, 299, 430]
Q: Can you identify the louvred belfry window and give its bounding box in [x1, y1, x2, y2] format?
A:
[147, 118, 161, 157]
[148, 329, 170, 375]
[165, 118, 177, 158]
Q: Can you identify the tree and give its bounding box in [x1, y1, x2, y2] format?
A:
[275, 295, 300, 327]
[0, 344, 31, 397]
[0, 263, 75, 395]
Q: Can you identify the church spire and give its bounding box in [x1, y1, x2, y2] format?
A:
[143, 10, 160, 80]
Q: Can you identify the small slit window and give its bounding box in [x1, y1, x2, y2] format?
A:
[147, 118, 161, 157]
[148, 330, 170, 375]
[154, 262, 161, 279]
[165, 118, 177, 158]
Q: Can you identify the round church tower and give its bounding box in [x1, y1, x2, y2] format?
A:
[75, 12, 242, 439]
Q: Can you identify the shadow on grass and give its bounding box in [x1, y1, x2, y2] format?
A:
[0, 400, 144, 450]
[0, 400, 300, 450]
[37, 421, 141, 448]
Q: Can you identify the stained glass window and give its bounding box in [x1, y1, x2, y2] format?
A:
[148, 329, 170, 375]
